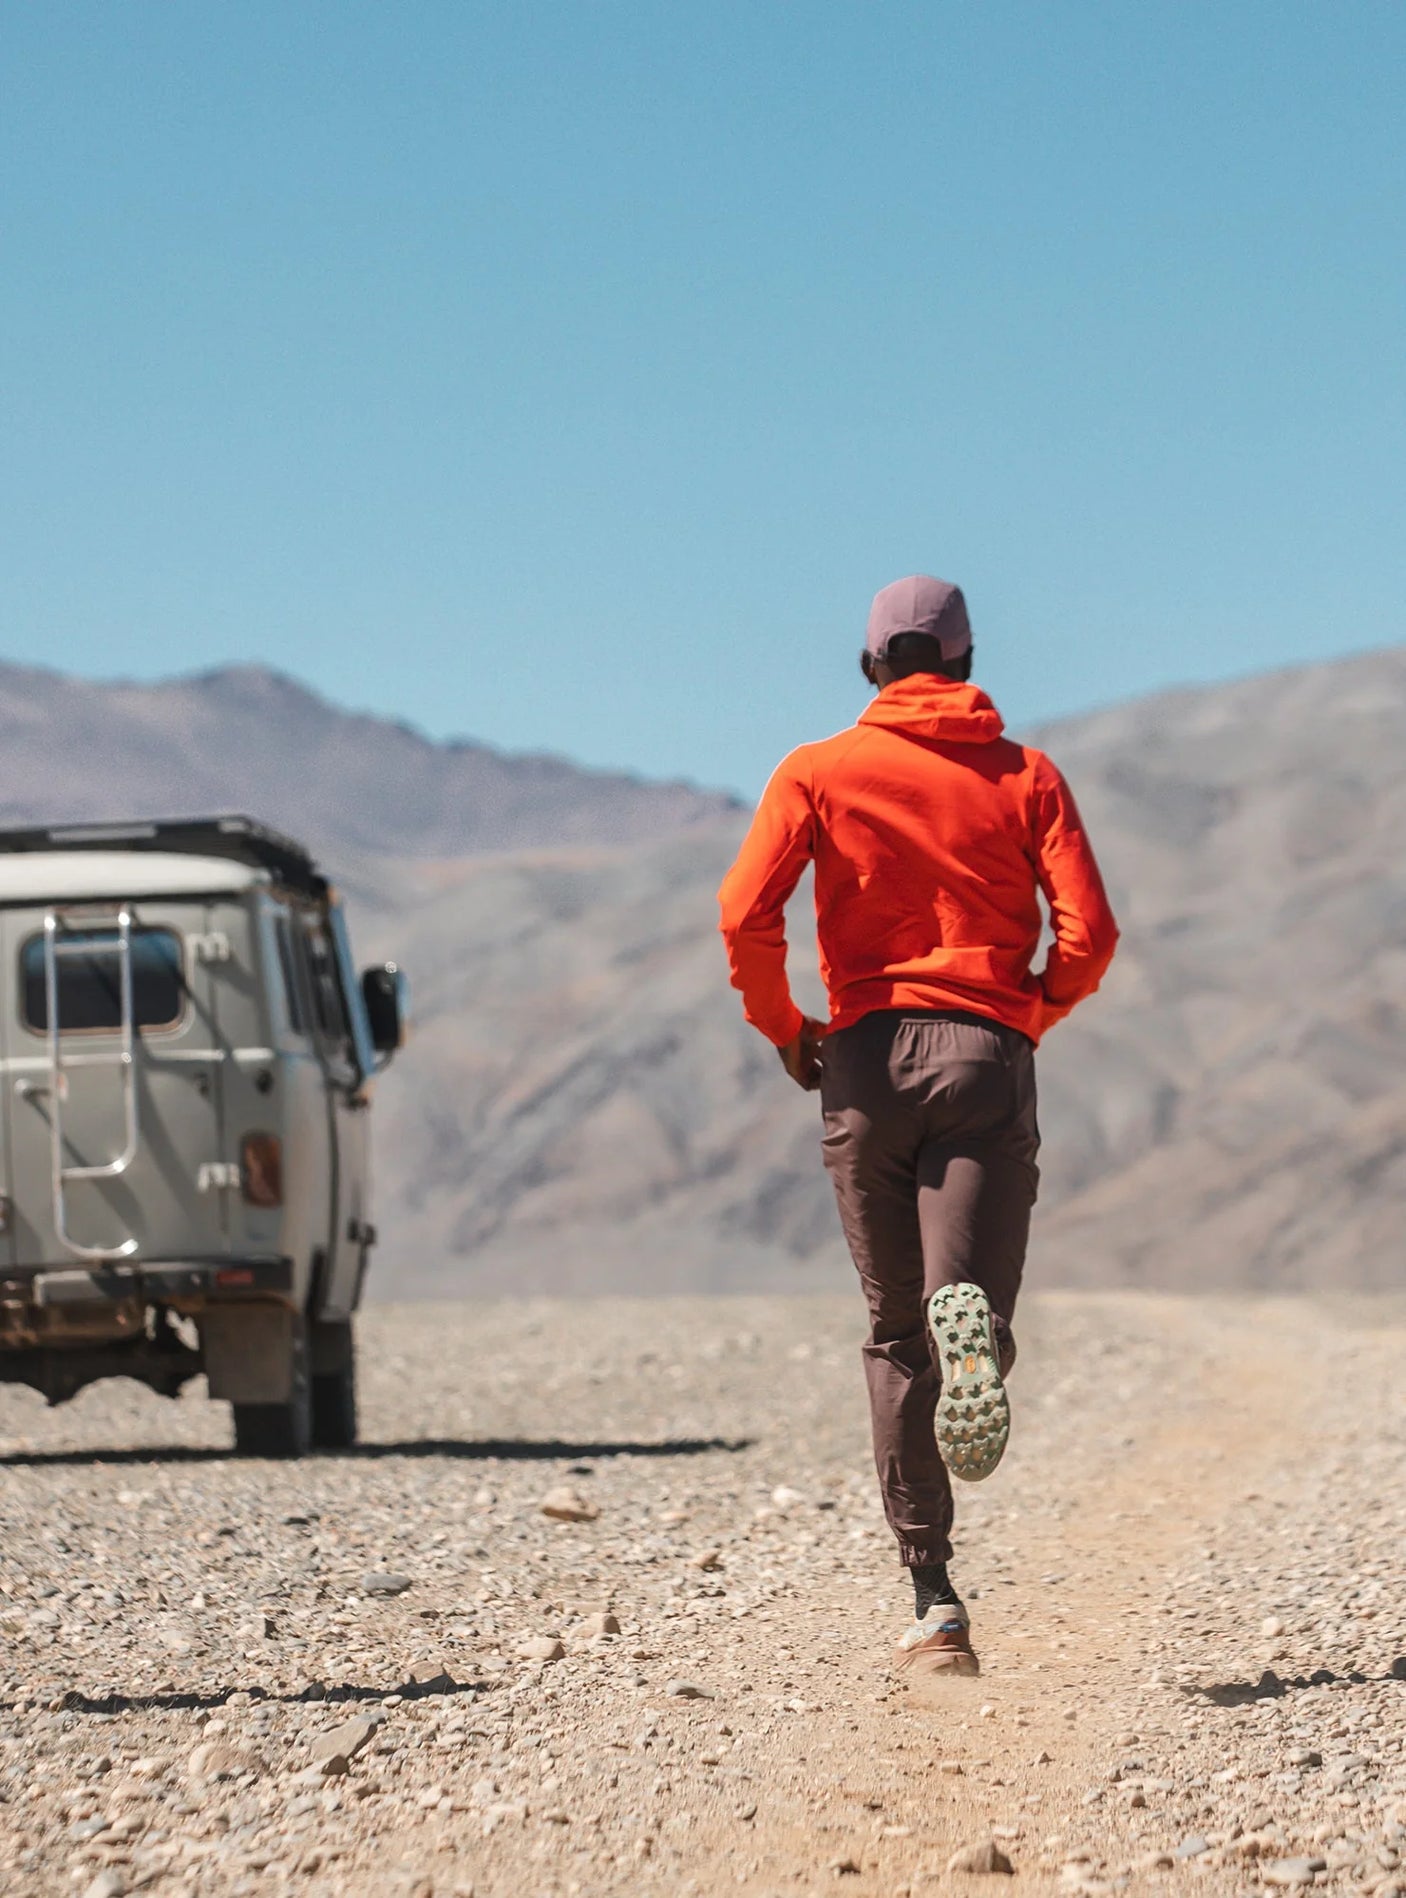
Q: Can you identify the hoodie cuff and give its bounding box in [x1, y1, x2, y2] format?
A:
[755, 1000, 807, 1049]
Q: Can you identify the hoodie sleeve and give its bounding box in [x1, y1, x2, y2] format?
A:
[717, 749, 816, 1047]
[1030, 752, 1119, 1033]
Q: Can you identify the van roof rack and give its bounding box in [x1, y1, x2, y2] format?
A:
[0, 816, 328, 899]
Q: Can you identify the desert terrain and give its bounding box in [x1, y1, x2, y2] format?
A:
[1, 1290, 1403, 1897]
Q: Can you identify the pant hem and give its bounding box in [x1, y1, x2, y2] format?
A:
[897, 1541, 954, 1569]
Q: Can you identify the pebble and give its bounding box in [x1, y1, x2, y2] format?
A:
[481, 1798, 528, 1831]
[402, 1655, 456, 1690]
[360, 1571, 413, 1597]
[664, 1679, 713, 1699]
[308, 1715, 379, 1768]
[1260, 1858, 1329, 1887]
[186, 1740, 258, 1781]
[516, 1635, 566, 1662]
[946, 1839, 1015, 1875]
[539, 1486, 599, 1523]
[81, 1876, 126, 1898]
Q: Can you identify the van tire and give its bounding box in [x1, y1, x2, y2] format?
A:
[231, 1318, 312, 1459]
[310, 1317, 358, 1450]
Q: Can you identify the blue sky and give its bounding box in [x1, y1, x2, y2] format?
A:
[2, 3, 1402, 797]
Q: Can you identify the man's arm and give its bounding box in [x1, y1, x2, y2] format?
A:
[1031, 753, 1119, 1033]
[718, 750, 816, 1049]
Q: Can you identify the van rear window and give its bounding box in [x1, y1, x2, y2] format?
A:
[21, 928, 185, 1034]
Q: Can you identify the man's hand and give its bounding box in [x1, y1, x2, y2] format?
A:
[778, 1017, 827, 1092]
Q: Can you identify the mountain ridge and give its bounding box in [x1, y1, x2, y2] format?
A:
[0, 657, 742, 858]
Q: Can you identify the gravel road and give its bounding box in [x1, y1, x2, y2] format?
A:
[1, 1292, 1403, 1898]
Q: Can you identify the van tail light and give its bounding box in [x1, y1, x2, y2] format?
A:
[241, 1133, 283, 1208]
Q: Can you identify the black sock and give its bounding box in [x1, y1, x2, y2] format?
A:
[911, 1563, 958, 1619]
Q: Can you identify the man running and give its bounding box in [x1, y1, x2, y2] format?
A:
[718, 575, 1118, 1683]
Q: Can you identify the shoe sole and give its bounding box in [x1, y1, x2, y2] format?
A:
[928, 1281, 1010, 1483]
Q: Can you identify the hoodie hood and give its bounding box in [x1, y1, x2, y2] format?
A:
[857, 673, 1006, 745]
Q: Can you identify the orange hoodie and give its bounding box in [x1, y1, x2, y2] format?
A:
[718, 675, 1118, 1048]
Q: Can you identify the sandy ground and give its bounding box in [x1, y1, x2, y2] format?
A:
[0, 1291, 1403, 1898]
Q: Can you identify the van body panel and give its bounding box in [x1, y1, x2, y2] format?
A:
[323, 902, 374, 1317]
[322, 1094, 368, 1319]
[206, 896, 285, 1270]
[4, 897, 229, 1266]
[295, 904, 369, 1318]
[252, 894, 332, 1302]
[0, 852, 265, 903]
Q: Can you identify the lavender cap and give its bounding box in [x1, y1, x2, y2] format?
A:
[865, 575, 972, 661]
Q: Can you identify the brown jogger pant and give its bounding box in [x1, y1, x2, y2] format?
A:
[820, 1010, 1040, 1569]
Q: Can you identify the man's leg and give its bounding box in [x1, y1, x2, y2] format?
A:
[821, 1020, 954, 1571]
[915, 1031, 1039, 1350]
[917, 1144, 1036, 1358]
[914, 1027, 1039, 1485]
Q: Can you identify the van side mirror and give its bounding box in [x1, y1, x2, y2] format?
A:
[361, 963, 409, 1063]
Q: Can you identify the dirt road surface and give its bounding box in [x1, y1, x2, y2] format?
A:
[1, 1292, 1403, 1897]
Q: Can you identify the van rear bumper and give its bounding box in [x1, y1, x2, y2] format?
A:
[0, 1258, 299, 1402]
[137, 1256, 295, 1303]
[5, 1255, 292, 1302]
[0, 1256, 295, 1341]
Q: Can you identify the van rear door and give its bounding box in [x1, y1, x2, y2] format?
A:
[295, 907, 369, 1316]
[4, 900, 229, 1266]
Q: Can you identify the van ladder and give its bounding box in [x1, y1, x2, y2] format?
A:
[43, 909, 141, 1261]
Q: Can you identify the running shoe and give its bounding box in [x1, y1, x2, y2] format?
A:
[893, 1600, 980, 1681]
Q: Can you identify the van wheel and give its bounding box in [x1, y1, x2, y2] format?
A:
[231, 1319, 312, 1458]
[310, 1316, 358, 1450]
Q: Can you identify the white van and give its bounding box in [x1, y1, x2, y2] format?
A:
[0, 816, 406, 1457]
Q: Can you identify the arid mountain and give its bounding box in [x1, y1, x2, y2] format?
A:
[1028, 646, 1406, 1294]
[0, 662, 739, 856]
[3, 647, 1402, 1296]
[351, 644, 1406, 1297]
